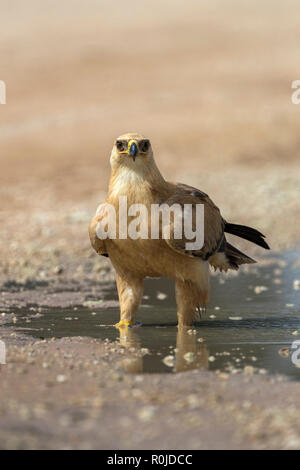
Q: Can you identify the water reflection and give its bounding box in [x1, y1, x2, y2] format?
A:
[117, 325, 209, 373]
[117, 326, 143, 373]
[4, 251, 300, 379]
[175, 328, 208, 372]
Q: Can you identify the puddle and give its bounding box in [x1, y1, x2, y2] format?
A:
[7, 252, 300, 379]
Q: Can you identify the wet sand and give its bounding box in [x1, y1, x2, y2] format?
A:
[1, 326, 300, 450]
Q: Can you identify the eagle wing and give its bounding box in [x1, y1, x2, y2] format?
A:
[88, 203, 109, 257]
[162, 183, 225, 260]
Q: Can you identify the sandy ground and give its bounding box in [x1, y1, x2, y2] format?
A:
[1, 323, 300, 450]
[0, 0, 300, 450]
[0, 0, 300, 285]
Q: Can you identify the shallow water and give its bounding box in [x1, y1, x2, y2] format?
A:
[9, 252, 300, 379]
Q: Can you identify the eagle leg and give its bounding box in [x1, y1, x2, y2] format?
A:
[115, 274, 144, 327]
[175, 280, 208, 327]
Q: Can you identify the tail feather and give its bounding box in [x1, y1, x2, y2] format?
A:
[209, 242, 256, 272]
[224, 223, 270, 250]
[226, 242, 256, 267]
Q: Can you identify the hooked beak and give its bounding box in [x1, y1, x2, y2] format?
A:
[129, 140, 138, 161]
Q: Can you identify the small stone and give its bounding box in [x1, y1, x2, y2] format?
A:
[162, 355, 175, 367]
[279, 348, 290, 358]
[138, 406, 156, 422]
[293, 280, 300, 290]
[156, 292, 167, 300]
[254, 286, 268, 294]
[187, 394, 200, 408]
[53, 265, 64, 275]
[187, 329, 196, 335]
[56, 375, 67, 383]
[183, 352, 195, 363]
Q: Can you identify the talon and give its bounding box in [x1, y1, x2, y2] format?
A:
[115, 320, 133, 328]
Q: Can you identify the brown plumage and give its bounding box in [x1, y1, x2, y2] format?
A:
[89, 133, 270, 327]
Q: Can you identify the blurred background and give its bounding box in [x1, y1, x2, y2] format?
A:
[1, 0, 299, 282]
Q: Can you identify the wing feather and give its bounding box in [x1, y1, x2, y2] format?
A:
[163, 183, 224, 260]
[89, 213, 108, 256]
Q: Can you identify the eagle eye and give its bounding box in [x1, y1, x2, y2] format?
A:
[116, 140, 125, 152]
[140, 140, 150, 153]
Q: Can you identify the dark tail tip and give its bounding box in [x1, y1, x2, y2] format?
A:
[225, 223, 270, 250]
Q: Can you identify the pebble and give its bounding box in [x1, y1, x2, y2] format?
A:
[254, 286, 268, 294]
[56, 374, 67, 383]
[187, 329, 196, 335]
[293, 280, 300, 290]
[138, 406, 156, 422]
[156, 292, 167, 300]
[183, 352, 195, 363]
[278, 348, 290, 358]
[162, 355, 175, 367]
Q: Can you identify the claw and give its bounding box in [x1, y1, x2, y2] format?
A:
[115, 320, 133, 328]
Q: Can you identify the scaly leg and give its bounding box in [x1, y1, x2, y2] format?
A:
[175, 279, 209, 327]
[175, 280, 196, 327]
[115, 274, 144, 327]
